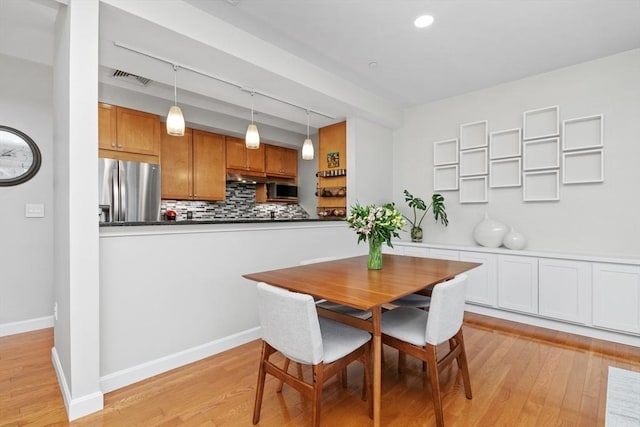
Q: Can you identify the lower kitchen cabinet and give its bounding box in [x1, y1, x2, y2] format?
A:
[428, 248, 459, 261]
[497, 255, 538, 314]
[538, 259, 589, 324]
[592, 263, 640, 334]
[460, 251, 497, 307]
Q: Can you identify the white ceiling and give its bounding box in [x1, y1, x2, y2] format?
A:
[3, 0, 640, 143]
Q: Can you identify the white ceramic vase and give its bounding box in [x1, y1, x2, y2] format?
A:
[503, 227, 526, 250]
[473, 213, 508, 248]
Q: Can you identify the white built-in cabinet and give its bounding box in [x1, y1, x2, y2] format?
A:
[497, 255, 538, 314]
[385, 242, 640, 340]
[538, 259, 590, 324]
[592, 263, 640, 334]
[460, 251, 498, 306]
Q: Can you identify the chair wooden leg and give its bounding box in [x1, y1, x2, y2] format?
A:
[363, 342, 373, 418]
[252, 341, 269, 425]
[456, 330, 473, 399]
[277, 358, 305, 393]
[426, 343, 445, 427]
[340, 368, 348, 388]
[311, 364, 325, 427]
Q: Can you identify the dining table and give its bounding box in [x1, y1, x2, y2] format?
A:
[243, 253, 481, 426]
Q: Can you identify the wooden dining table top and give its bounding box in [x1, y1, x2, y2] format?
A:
[243, 254, 481, 310]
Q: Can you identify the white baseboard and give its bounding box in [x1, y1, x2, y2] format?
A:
[51, 347, 104, 421]
[0, 315, 53, 337]
[465, 304, 640, 347]
[100, 326, 261, 393]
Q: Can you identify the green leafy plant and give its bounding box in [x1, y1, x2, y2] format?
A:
[403, 189, 449, 229]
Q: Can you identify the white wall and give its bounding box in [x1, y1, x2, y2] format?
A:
[393, 49, 640, 258]
[99, 222, 364, 388]
[347, 117, 394, 207]
[0, 54, 54, 331]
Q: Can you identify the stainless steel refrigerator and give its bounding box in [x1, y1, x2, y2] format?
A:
[98, 158, 161, 222]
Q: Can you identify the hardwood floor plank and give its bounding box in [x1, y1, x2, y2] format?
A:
[2, 315, 640, 426]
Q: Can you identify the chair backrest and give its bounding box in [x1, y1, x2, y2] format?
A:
[299, 256, 337, 266]
[425, 274, 468, 345]
[256, 282, 324, 365]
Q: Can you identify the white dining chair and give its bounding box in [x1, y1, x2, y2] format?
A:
[381, 274, 472, 427]
[253, 282, 372, 427]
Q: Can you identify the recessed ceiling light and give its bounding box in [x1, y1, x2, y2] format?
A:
[414, 15, 434, 29]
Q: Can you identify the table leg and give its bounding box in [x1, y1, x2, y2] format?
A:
[371, 306, 382, 427]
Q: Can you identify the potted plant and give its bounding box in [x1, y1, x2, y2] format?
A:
[402, 190, 448, 242]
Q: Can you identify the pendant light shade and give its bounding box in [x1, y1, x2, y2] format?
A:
[246, 91, 260, 149]
[245, 124, 260, 149]
[166, 65, 185, 136]
[301, 110, 314, 160]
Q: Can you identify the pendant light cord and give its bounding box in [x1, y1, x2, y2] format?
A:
[250, 91, 255, 124]
[306, 110, 310, 138]
[173, 65, 178, 106]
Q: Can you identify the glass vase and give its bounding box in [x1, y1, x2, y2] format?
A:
[368, 239, 383, 270]
[410, 226, 423, 242]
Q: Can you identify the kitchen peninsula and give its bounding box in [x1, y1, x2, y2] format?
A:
[98, 217, 363, 393]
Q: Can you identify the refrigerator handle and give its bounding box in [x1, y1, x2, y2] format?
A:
[119, 164, 127, 222]
[112, 165, 120, 221]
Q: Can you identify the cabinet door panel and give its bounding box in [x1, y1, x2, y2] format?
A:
[460, 251, 497, 307]
[246, 144, 265, 172]
[403, 246, 429, 258]
[98, 103, 117, 150]
[498, 255, 538, 314]
[116, 107, 160, 155]
[539, 259, 589, 324]
[193, 131, 225, 201]
[161, 129, 192, 199]
[593, 263, 640, 334]
[225, 137, 247, 170]
[429, 249, 459, 261]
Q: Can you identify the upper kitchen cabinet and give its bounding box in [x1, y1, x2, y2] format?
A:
[98, 103, 161, 163]
[265, 144, 298, 178]
[161, 129, 226, 201]
[225, 136, 265, 177]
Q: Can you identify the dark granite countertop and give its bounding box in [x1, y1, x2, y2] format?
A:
[100, 217, 345, 227]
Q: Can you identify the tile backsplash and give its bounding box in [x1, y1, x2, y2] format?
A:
[161, 182, 309, 220]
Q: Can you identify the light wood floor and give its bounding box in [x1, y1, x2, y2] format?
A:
[2, 313, 639, 426]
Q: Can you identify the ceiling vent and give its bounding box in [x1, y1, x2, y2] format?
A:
[112, 69, 151, 86]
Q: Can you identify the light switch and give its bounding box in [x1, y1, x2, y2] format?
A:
[25, 203, 45, 218]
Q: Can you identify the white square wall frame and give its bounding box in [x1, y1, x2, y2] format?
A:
[523, 170, 560, 201]
[562, 115, 603, 151]
[523, 105, 559, 140]
[459, 120, 488, 150]
[433, 138, 459, 165]
[459, 147, 488, 176]
[490, 158, 522, 188]
[490, 128, 521, 159]
[523, 137, 560, 171]
[433, 165, 459, 191]
[459, 176, 488, 203]
[563, 149, 604, 184]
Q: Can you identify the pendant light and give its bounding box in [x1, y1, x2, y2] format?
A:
[245, 91, 260, 149]
[166, 65, 185, 136]
[302, 110, 314, 160]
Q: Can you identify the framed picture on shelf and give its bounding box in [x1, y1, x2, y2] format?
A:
[327, 151, 340, 168]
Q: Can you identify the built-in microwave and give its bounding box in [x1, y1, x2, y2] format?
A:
[267, 182, 298, 200]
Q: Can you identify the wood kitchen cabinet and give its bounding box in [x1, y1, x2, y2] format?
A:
[98, 103, 161, 162]
[265, 144, 298, 178]
[225, 136, 265, 176]
[161, 129, 225, 201]
[317, 121, 346, 218]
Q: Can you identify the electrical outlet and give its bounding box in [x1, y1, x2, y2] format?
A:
[54, 302, 58, 321]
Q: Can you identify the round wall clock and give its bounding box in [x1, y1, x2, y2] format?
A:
[0, 126, 41, 186]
